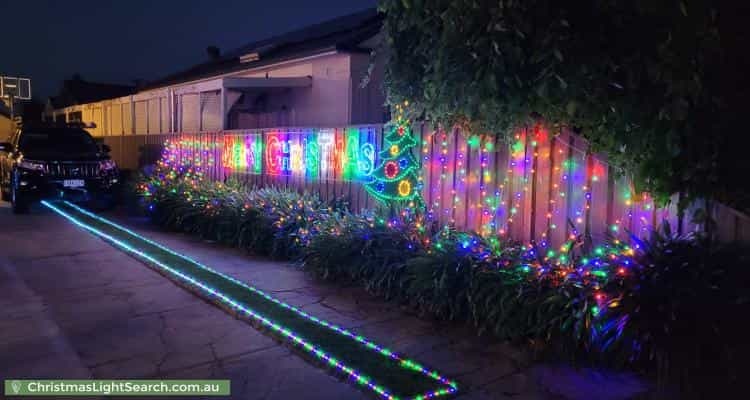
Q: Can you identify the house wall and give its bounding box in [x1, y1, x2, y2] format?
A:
[52, 51, 387, 138]
[234, 53, 353, 127]
[349, 52, 387, 125]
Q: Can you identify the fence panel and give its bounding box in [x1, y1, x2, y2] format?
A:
[106, 124, 750, 246]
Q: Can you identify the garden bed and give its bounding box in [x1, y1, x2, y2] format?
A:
[135, 170, 750, 399]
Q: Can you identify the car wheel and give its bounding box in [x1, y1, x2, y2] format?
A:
[11, 181, 29, 214]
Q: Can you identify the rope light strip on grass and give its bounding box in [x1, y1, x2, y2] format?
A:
[43, 200, 458, 400]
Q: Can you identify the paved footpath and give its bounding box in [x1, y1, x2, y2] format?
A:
[0, 202, 648, 399]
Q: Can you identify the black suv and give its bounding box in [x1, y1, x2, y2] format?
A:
[0, 123, 119, 213]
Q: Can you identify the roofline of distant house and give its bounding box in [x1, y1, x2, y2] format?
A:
[53, 46, 358, 112]
[137, 33, 377, 93]
[138, 8, 381, 92]
[143, 46, 345, 92]
[61, 79, 134, 89]
[51, 8, 382, 112]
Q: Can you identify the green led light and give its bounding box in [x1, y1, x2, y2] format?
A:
[364, 121, 423, 206]
[44, 201, 458, 400]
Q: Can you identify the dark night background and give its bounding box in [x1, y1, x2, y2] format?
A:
[0, 0, 376, 100]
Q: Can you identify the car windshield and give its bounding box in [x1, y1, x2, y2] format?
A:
[18, 129, 99, 153]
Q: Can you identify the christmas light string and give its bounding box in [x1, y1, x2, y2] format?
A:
[151, 119, 659, 248]
[43, 200, 459, 400]
[147, 134, 648, 288]
[158, 147, 639, 308]
[140, 108, 669, 328]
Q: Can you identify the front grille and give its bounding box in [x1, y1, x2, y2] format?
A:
[47, 162, 100, 178]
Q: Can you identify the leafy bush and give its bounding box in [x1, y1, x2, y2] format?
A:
[304, 227, 592, 356]
[603, 228, 750, 396]
[142, 174, 330, 259]
[378, 0, 749, 211]
[304, 219, 750, 397]
[138, 169, 749, 397]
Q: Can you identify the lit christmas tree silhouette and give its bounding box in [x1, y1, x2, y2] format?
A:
[364, 104, 423, 208]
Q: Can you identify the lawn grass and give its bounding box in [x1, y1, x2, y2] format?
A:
[43, 200, 458, 400]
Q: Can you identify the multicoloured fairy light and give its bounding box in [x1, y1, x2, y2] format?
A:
[155, 112, 661, 250]
[139, 134, 668, 360]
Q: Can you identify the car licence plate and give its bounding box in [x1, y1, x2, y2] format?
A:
[63, 179, 85, 188]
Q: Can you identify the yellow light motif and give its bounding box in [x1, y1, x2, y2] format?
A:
[398, 180, 411, 196]
[390, 144, 400, 156]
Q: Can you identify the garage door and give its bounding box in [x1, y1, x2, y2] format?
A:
[123, 104, 132, 134]
[200, 91, 222, 131]
[181, 94, 199, 132]
[134, 101, 147, 134]
[148, 99, 160, 133]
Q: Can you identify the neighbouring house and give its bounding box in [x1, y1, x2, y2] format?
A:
[48, 9, 386, 140]
[45, 76, 135, 127]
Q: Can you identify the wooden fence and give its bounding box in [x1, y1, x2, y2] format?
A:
[102, 124, 750, 246]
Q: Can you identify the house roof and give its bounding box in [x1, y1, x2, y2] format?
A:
[49, 78, 135, 109]
[141, 8, 383, 91]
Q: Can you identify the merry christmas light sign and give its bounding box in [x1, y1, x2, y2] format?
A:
[221, 128, 378, 182]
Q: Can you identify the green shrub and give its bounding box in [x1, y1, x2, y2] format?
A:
[142, 175, 329, 259]
[602, 228, 750, 396]
[138, 170, 749, 397]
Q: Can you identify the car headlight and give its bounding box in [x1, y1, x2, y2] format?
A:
[18, 159, 46, 172]
[99, 159, 117, 171]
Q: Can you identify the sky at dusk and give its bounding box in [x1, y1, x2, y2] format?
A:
[0, 0, 377, 100]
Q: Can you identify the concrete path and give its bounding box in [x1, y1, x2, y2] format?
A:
[0, 203, 361, 400]
[0, 202, 648, 399]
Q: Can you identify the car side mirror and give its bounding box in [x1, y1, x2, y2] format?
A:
[0, 142, 12, 153]
[101, 144, 111, 153]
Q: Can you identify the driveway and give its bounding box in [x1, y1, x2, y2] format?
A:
[0, 202, 362, 399]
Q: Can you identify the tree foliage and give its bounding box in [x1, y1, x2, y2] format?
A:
[379, 0, 744, 208]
